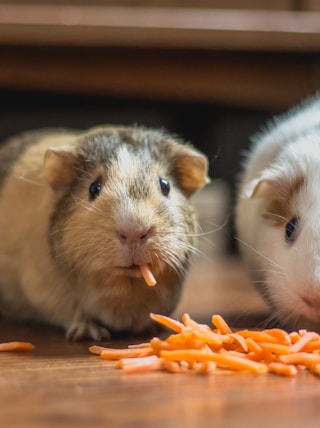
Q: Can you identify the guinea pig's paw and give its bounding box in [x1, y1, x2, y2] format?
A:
[66, 320, 111, 342]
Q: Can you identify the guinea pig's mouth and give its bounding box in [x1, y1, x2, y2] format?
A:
[123, 264, 140, 271]
[115, 264, 157, 286]
[116, 264, 141, 276]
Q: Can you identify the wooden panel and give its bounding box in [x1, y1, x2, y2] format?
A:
[1, 0, 295, 10]
[303, 0, 320, 10]
[0, 4, 319, 52]
[0, 48, 317, 109]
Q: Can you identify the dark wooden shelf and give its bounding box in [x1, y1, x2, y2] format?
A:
[0, 4, 319, 51]
[0, 3, 319, 112]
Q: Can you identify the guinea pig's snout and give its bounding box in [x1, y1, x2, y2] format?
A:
[116, 227, 151, 245]
[301, 294, 320, 322]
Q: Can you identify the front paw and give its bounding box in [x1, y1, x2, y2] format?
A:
[66, 321, 111, 341]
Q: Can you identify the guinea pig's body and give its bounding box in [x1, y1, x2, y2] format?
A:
[0, 126, 208, 340]
[236, 94, 320, 328]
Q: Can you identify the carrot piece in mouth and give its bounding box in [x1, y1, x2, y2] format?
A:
[140, 264, 157, 286]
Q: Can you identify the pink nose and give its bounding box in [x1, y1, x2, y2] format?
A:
[117, 228, 150, 245]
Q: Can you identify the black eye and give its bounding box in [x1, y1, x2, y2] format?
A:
[285, 216, 299, 243]
[159, 177, 170, 196]
[89, 178, 102, 201]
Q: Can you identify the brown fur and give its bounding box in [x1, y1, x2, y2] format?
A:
[258, 177, 304, 227]
[0, 125, 208, 340]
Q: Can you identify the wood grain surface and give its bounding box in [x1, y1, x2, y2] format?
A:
[0, 2, 319, 110]
[1, 319, 320, 428]
[0, 258, 320, 428]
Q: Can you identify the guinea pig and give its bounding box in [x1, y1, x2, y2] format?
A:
[0, 125, 209, 340]
[236, 94, 320, 329]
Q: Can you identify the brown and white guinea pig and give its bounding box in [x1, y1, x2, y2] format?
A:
[236, 94, 320, 329]
[0, 125, 209, 340]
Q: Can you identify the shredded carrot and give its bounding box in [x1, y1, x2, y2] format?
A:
[236, 330, 279, 344]
[140, 264, 157, 286]
[245, 337, 263, 355]
[89, 345, 154, 359]
[150, 313, 184, 333]
[309, 363, 320, 376]
[227, 333, 248, 353]
[100, 347, 154, 360]
[89, 313, 320, 377]
[268, 362, 298, 376]
[258, 342, 292, 356]
[289, 331, 301, 343]
[211, 314, 232, 334]
[117, 356, 163, 373]
[89, 345, 109, 355]
[128, 342, 151, 349]
[279, 352, 320, 366]
[160, 349, 268, 374]
[264, 329, 292, 346]
[290, 331, 319, 353]
[0, 341, 35, 352]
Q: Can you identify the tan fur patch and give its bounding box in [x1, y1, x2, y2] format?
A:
[174, 152, 208, 197]
[262, 177, 304, 227]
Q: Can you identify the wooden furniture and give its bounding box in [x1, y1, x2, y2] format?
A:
[0, 1, 319, 109]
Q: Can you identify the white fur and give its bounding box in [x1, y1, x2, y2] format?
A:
[236, 94, 320, 327]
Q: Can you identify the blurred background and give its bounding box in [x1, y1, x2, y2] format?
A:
[0, 0, 319, 322]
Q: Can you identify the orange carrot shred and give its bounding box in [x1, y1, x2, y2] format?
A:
[89, 313, 320, 377]
[150, 313, 184, 333]
[211, 315, 232, 334]
[0, 341, 35, 352]
[118, 356, 163, 373]
[258, 342, 291, 355]
[280, 352, 320, 366]
[246, 337, 263, 355]
[89, 345, 109, 355]
[227, 333, 248, 353]
[290, 331, 318, 353]
[268, 362, 298, 376]
[264, 329, 291, 346]
[140, 264, 157, 286]
[236, 330, 279, 343]
[100, 347, 154, 360]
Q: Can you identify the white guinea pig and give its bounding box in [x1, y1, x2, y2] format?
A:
[236, 94, 320, 328]
[0, 125, 209, 340]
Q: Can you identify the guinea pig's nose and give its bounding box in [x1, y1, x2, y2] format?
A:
[117, 227, 150, 245]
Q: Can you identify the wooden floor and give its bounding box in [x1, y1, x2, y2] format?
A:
[1, 257, 320, 428]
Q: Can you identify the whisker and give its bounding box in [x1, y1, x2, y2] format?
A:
[49, 226, 96, 236]
[71, 193, 106, 217]
[234, 236, 285, 272]
[14, 174, 44, 187]
[263, 211, 288, 223]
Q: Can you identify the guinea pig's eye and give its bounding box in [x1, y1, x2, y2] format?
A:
[89, 178, 102, 201]
[159, 177, 170, 196]
[285, 216, 300, 243]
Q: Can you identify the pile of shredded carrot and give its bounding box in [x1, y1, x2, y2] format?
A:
[89, 313, 320, 376]
[0, 341, 35, 352]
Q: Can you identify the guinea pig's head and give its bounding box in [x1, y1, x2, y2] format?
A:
[241, 136, 320, 327]
[43, 126, 209, 286]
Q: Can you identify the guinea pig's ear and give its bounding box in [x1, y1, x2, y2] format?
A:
[241, 177, 277, 199]
[242, 172, 304, 201]
[174, 147, 210, 197]
[43, 146, 79, 192]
